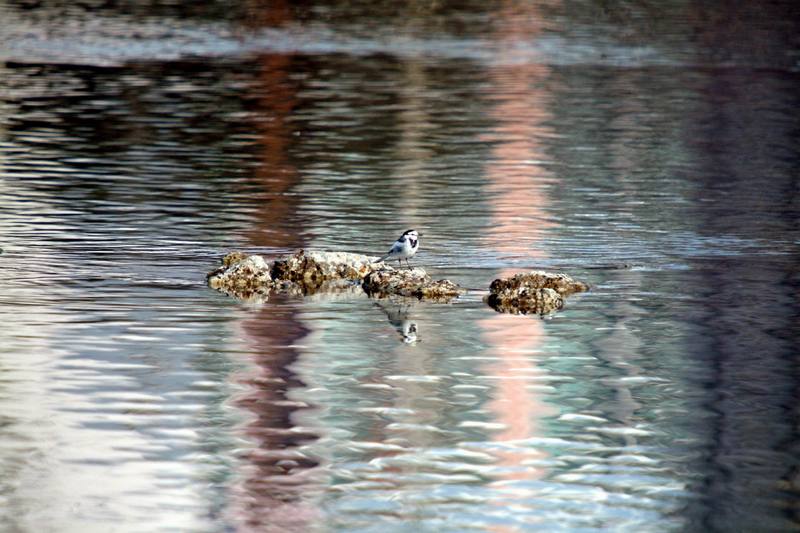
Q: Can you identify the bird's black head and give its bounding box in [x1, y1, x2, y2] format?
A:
[401, 229, 419, 247]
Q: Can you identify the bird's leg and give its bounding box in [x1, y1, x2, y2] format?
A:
[406, 259, 411, 270]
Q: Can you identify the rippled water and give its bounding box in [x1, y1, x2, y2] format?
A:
[1, 1, 799, 532]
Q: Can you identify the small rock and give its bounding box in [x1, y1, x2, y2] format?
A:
[489, 270, 589, 297]
[363, 267, 427, 296]
[363, 267, 465, 302]
[207, 254, 274, 300]
[487, 287, 564, 315]
[488, 270, 588, 315]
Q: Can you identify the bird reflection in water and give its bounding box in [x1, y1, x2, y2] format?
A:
[373, 297, 420, 344]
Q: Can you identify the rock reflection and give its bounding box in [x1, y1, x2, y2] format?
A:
[229, 299, 322, 531]
[245, 50, 305, 247]
[226, 9, 322, 526]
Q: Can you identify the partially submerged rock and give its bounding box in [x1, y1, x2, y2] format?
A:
[207, 253, 304, 301]
[207, 254, 274, 300]
[207, 250, 464, 302]
[487, 287, 564, 315]
[488, 270, 588, 315]
[490, 271, 589, 297]
[362, 268, 465, 302]
[271, 250, 381, 293]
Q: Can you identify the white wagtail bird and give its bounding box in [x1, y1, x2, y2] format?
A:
[375, 229, 420, 269]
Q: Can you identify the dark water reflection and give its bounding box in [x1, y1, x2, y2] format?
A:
[1, 1, 799, 531]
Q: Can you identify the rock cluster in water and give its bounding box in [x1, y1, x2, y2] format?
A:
[487, 271, 589, 315]
[207, 250, 465, 302]
[208, 251, 589, 315]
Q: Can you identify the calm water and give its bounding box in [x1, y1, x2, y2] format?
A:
[1, 1, 799, 532]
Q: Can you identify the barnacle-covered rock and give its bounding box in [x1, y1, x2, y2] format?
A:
[362, 268, 465, 302]
[221, 251, 249, 268]
[487, 270, 588, 315]
[271, 250, 381, 293]
[207, 253, 274, 300]
[489, 271, 589, 297]
[487, 287, 564, 315]
[208, 249, 382, 298]
[362, 267, 427, 296]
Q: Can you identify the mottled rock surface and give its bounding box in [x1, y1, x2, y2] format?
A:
[490, 271, 589, 297]
[220, 251, 249, 268]
[487, 287, 564, 315]
[488, 270, 588, 315]
[207, 254, 276, 301]
[271, 250, 381, 293]
[362, 268, 465, 302]
[208, 250, 464, 302]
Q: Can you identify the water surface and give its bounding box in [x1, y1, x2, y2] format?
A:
[1, 1, 799, 531]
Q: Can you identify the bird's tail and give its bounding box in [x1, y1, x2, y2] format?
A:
[373, 255, 388, 264]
